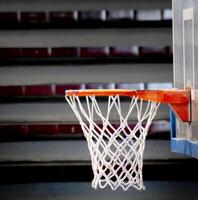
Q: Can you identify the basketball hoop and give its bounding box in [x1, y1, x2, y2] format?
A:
[65, 89, 190, 190]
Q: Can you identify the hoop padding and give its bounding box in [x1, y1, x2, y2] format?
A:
[65, 95, 160, 190]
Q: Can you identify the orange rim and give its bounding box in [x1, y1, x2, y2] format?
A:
[65, 89, 189, 104]
[65, 89, 190, 122]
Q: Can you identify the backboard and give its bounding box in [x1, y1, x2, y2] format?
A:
[171, 0, 198, 158]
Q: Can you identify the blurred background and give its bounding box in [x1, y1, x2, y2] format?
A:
[0, 0, 198, 199]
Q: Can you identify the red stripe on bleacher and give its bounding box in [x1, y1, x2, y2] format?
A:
[0, 121, 170, 139]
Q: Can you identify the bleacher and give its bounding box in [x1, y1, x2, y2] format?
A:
[0, 0, 198, 199]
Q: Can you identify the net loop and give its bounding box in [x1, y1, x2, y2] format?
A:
[66, 95, 160, 190]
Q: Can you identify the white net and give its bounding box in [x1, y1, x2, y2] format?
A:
[65, 95, 160, 191]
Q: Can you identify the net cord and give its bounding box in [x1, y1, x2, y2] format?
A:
[65, 95, 160, 190]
